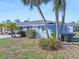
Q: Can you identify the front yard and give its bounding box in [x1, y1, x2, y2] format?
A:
[0, 38, 79, 59]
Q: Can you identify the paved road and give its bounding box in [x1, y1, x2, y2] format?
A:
[0, 35, 11, 39]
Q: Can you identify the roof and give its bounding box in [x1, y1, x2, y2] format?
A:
[16, 20, 55, 26]
[66, 23, 79, 26]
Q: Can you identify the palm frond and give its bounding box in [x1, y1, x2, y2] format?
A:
[53, 0, 62, 12]
[21, 0, 51, 7]
[22, 0, 29, 5]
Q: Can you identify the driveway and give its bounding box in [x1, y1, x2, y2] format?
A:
[0, 35, 11, 39]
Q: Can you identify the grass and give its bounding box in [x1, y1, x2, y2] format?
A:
[73, 32, 79, 34]
[68, 32, 79, 42]
[0, 38, 79, 59]
[0, 38, 48, 59]
[51, 52, 67, 59]
[70, 42, 79, 44]
[0, 38, 16, 48]
[0, 52, 6, 59]
[73, 32, 79, 38]
[18, 51, 47, 59]
[19, 39, 34, 49]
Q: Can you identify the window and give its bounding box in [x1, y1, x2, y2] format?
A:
[41, 26, 45, 31]
[19, 26, 23, 30]
[27, 27, 29, 29]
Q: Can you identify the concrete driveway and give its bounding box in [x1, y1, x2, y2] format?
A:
[0, 35, 11, 39]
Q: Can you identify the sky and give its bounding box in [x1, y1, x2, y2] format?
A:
[0, 0, 79, 23]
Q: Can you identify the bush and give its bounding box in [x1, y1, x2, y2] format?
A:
[48, 38, 61, 50]
[26, 29, 36, 39]
[19, 31, 26, 37]
[39, 37, 61, 50]
[39, 32, 62, 50]
[51, 32, 56, 38]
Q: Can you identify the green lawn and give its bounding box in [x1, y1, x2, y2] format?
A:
[0, 38, 78, 59]
[0, 38, 16, 48]
[73, 32, 79, 38]
[52, 52, 66, 59]
[73, 32, 79, 34]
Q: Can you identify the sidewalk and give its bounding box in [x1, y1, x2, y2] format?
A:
[0, 35, 11, 39]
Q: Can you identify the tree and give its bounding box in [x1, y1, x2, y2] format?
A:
[15, 19, 20, 23]
[77, 20, 79, 25]
[5, 21, 18, 37]
[21, 0, 51, 38]
[6, 19, 11, 23]
[5, 21, 18, 31]
[24, 20, 29, 22]
[0, 24, 4, 34]
[61, 0, 66, 38]
[53, 0, 62, 40]
[70, 21, 76, 26]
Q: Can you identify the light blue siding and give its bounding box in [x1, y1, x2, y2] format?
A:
[17, 23, 73, 38]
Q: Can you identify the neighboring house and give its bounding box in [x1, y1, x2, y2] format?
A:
[68, 23, 79, 32]
[16, 20, 73, 38]
[70, 25, 79, 32]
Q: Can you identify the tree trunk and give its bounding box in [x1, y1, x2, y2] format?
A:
[1, 28, 3, 34]
[35, 5, 49, 38]
[61, 0, 66, 37]
[55, 11, 59, 40]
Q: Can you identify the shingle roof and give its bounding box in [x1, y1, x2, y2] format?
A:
[16, 20, 55, 26]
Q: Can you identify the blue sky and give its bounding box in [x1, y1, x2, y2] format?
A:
[0, 0, 79, 23]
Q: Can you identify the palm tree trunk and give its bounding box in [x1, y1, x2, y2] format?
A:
[55, 11, 59, 40]
[35, 4, 49, 38]
[61, 0, 66, 37]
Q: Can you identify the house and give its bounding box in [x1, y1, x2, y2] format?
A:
[70, 24, 79, 32]
[16, 20, 73, 38]
[66, 23, 79, 32]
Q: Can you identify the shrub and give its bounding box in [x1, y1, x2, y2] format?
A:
[51, 32, 56, 38]
[26, 29, 36, 39]
[51, 32, 56, 40]
[19, 31, 26, 37]
[48, 38, 61, 50]
[50, 32, 62, 50]
[39, 35, 61, 51]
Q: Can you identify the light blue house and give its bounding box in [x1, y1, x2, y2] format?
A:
[16, 20, 73, 38]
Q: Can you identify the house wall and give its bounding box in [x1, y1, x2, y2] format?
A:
[73, 26, 79, 32]
[59, 25, 73, 34]
[40, 25, 73, 38]
[17, 24, 73, 38]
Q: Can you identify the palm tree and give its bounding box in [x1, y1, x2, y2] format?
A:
[61, 0, 66, 37]
[21, 0, 50, 38]
[5, 21, 18, 37]
[5, 21, 18, 31]
[53, 0, 62, 40]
